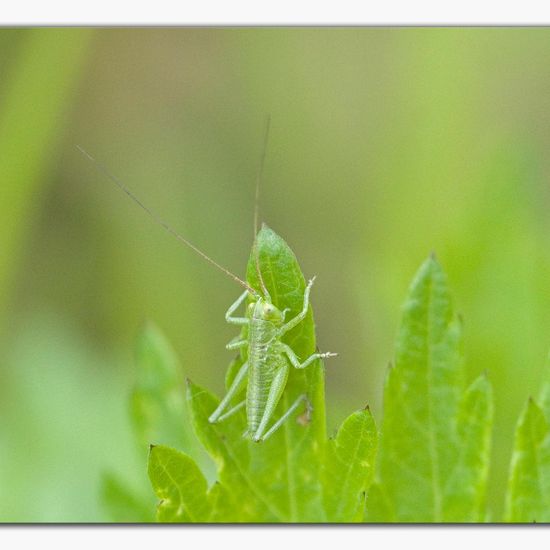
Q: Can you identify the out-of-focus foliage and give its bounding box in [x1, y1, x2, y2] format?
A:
[2, 28, 550, 521]
[130, 322, 199, 455]
[366, 257, 493, 522]
[101, 472, 153, 523]
[101, 322, 204, 522]
[505, 364, 550, 522]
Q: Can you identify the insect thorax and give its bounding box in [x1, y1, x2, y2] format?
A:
[250, 298, 285, 325]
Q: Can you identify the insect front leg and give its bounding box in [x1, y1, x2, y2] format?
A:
[279, 343, 337, 370]
[278, 277, 315, 336]
[225, 290, 250, 325]
[226, 336, 248, 350]
[209, 361, 249, 424]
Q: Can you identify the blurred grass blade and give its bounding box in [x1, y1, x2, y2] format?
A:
[322, 408, 378, 522]
[148, 445, 209, 523]
[0, 29, 93, 319]
[366, 256, 493, 522]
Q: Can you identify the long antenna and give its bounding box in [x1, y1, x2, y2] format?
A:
[76, 145, 259, 298]
[253, 115, 272, 301]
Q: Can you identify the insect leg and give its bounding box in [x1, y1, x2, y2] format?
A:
[216, 400, 246, 422]
[209, 361, 249, 424]
[225, 290, 250, 325]
[259, 394, 308, 442]
[279, 343, 337, 369]
[226, 337, 248, 350]
[252, 364, 289, 442]
[277, 277, 316, 336]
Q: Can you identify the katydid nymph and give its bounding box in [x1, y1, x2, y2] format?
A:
[77, 121, 336, 442]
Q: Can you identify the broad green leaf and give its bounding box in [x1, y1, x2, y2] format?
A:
[505, 361, 550, 522]
[131, 322, 199, 455]
[366, 256, 493, 522]
[322, 408, 378, 522]
[101, 472, 154, 523]
[186, 225, 327, 522]
[148, 445, 210, 523]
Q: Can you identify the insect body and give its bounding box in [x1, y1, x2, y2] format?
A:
[208, 280, 336, 442]
[78, 120, 336, 443]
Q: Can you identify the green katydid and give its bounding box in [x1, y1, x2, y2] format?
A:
[77, 120, 336, 442]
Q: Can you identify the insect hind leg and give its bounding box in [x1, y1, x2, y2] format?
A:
[216, 400, 246, 422]
[255, 394, 309, 442]
[209, 361, 248, 424]
[251, 364, 289, 441]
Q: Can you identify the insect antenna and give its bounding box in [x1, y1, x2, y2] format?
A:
[76, 145, 260, 298]
[253, 115, 272, 302]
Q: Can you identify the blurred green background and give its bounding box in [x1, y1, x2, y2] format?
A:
[1, 27, 550, 522]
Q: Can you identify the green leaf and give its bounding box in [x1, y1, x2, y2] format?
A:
[366, 256, 493, 522]
[322, 408, 378, 522]
[505, 396, 550, 522]
[186, 225, 327, 522]
[101, 472, 154, 523]
[445, 374, 493, 521]
[148, 445, 210, 523]
[187, 380, 276, 522]
[131, 321, 199, 455]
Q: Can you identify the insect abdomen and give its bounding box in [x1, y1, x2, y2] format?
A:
[246, 319, 283, 432]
